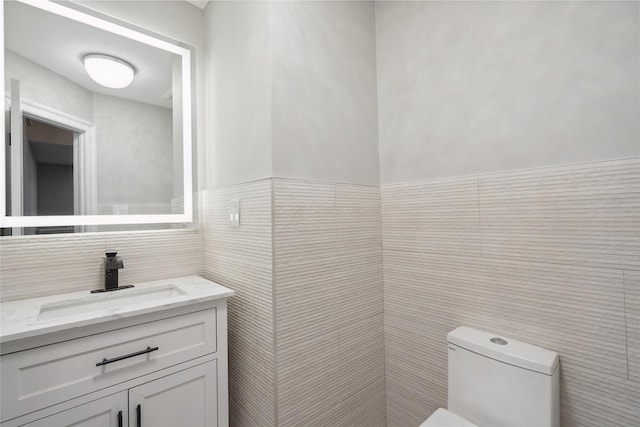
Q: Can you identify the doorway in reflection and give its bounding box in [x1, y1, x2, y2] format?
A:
[23, 118, 76, 234]
[4, 85, 97, 237]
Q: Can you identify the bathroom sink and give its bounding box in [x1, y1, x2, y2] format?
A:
[1, 276, 234, 345]
[37, 285, 187, 321]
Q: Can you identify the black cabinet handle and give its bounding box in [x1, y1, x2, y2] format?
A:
[96, 346, 159, 367]
[117, 410, 123, 427]
[137, 404, 142, 427]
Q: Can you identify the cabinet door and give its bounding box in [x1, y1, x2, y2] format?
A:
[2, 308, 217, 422]
[23, 392, 128, 427]
[129, 361, 217, 427]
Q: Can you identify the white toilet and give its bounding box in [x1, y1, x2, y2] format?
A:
[421, 326, 560, 427]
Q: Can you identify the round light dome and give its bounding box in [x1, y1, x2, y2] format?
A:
[83, 54, 135, 89]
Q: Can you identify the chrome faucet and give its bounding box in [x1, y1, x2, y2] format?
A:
[91, 251, 134, 293]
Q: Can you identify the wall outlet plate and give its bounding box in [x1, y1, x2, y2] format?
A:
[229, 199, 240, 227]
[112, 205, 128, 215]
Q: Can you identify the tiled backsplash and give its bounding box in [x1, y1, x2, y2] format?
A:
[0, 228, 204, 302]
[382, 157, 640, 427]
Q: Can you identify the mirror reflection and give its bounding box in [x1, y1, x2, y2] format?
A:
[3, 0, 187, 234]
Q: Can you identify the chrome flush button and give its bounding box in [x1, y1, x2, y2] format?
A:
[490, 337, 508, 345]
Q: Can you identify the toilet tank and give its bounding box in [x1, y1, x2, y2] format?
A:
[447, 327, 559, 427]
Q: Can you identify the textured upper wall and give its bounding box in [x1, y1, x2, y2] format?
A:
[204, 1, 380, 188]
[376, 1, 640, 184]
[204, 1, 272, 189]
[271, 1, 380, 185]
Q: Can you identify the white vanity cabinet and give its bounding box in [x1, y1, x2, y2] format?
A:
[128, 360, 217, 427]
[0, 276, 233, 427]
[21, 361, 216, 427]
[23, 392, 128, 427]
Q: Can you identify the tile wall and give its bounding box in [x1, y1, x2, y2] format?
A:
[203, 178, 386, 427]
[202, 179, 276, 427]
[5, 158, 636, 427]
[273, 179, 385, 426]
[382, 158, 640, 427]
[0, 228, 203, 302]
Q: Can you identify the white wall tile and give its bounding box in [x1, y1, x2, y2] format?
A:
[0, 228, 202, 301]
[382, 176, 480, 256]
[203, 179, 385, 426]
[625, 270, 640, 382]
[202, 179, 275, 427]
[479, 158, 640, 270]
[0, 234, 105, 300]
[273, 179, 385, 426]
[105, 229, 203, 286]
[382, 158, 640, 427]
[277, 330, 340, 426]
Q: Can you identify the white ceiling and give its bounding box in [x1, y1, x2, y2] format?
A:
[5, 1, 176, 108]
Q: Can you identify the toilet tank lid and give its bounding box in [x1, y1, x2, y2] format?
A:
[447, 326, 559, 375]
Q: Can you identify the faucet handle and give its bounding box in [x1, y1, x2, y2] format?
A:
[92, 251, 131, 293]
[104, 251, 124, 269]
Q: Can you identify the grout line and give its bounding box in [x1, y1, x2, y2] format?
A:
[270, 176, 380, 188]
[378, 187, 390, 423]
[207, 177, 274, 191]
[381, 247, 640, 273]
[333, 182, 338, 258]
[623, 270, 630, 380]
[199, 191, 206, 274]
[270, 177, 279, 426]
[476, 175, 482, 258]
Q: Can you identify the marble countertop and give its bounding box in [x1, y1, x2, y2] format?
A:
[0, 275, 234, 345]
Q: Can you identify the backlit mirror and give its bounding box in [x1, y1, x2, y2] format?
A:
[1, 0, 193, 234]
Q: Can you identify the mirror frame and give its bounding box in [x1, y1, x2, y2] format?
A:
[0, 0, 193, 228]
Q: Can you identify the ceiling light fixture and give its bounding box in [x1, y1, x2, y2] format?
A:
[83, 54, 135, 89]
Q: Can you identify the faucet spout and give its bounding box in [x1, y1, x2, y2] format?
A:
[104, 251, 124, 291]
[105, 251, 124, 271]
[91, 251, 134, 293]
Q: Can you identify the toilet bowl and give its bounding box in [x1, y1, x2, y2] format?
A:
[420, 326, 560, 427]
[420, 408, 477, 426]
